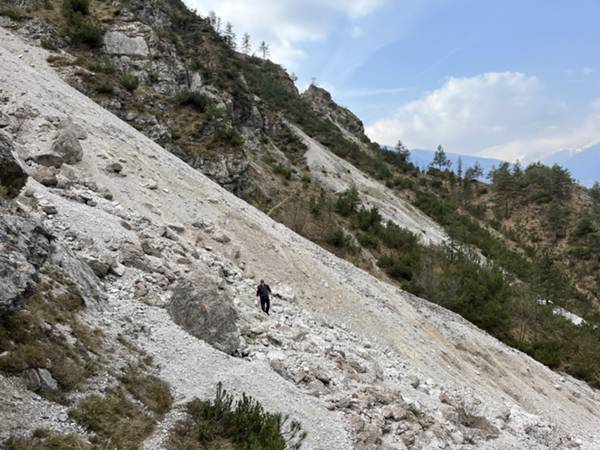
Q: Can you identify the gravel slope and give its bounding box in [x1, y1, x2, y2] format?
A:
[1, 27, 600, 449]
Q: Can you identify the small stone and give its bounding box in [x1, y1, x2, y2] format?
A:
[41, 203, 57, 215]
[106, 162, 123, 173]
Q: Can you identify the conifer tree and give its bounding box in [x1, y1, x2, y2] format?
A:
[241, 32, 251, 54]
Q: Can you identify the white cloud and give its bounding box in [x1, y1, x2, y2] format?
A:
[184, 0, 385, 68]
[365, 72, 597, 161]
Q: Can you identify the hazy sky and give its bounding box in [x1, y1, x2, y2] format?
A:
[185, 0, 600, 162]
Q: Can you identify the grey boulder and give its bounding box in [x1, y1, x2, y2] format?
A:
[168, 272, 240, 355]
[0, 132, 28, 198]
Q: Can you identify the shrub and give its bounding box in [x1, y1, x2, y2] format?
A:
[273, 163, 292, 180]
[62, 0, 89, 16]
[215, 126, 244, 147]
[168, 382, 306, 450]
[65, 14, 104, 48]
[326, 227, 350, 248]
[95, 81, 114, 94]
[120, 73, 140, 92]
[173, 90, 210, 111]
[335, 186, 359, 217]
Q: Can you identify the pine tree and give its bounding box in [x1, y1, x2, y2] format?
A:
[241, 32, 251, 54]
[259, 41, 269, 59]
[224, 22, 236, 49]
[457, 157, 463, 179]
[394, 140, 410, 163]
[464, 162, 483, 181]
[208, 11, 217, 28]
[431, 145, 451, 170]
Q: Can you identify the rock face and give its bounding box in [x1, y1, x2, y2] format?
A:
[0, 132, 27, 198]
[302, 84, 366, 141]
[0, 202, 53, 313]
[104, 30, 149, 57]
[168, 272, 241, 355]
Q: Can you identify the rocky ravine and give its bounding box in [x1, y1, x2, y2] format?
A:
[1, 26, 600, 450]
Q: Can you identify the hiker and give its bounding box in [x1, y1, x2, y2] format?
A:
[256, 280, 272, 315]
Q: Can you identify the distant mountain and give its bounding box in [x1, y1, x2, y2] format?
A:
[405, 148, 505, 181]
[542, 145, 600, 187]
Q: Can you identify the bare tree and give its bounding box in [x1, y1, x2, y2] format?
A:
[208, 11, 217, 28]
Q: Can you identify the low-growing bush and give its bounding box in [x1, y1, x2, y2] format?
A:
[168, 382, 306, 450]
[173, 90, 210, 111]
[69, 389, 154, 450]
[62, 0, 89, 16]
[0, 5, 27, 21]
[120, 366, 173, 416]
[65, 14, 104, 48]
[5, 429, 91, 450]
[120, 73, 140, 92]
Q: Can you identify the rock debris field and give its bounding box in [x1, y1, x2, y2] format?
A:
[1, 26, 600, 449]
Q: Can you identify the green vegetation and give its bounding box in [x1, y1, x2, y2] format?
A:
[62, 0, 104, 48]
[120, 365, 173, 416]
[5, 429, 91, 450]
[167, 382, 306, 450]
[120, 72, 140, 92]
[0, 4, 28, 21]
[173, 91, 210, 112]
[69, 389, 155, 450]
[0, 274, 103, 401]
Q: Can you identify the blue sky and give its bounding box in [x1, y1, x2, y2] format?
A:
[186, 0, 600, 162]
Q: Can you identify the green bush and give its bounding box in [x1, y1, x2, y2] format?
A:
[168, 383, 306, 450]
[327, 227, 350, 248]
[62, 0, 90, 16]
[95, 81, 114, 94]
[273, 163, 292, 180]
[173, 90, 210, 111]
[335, 187, 359, 217]
[120, 73, 140, 92]
[65, 14, 104, 48]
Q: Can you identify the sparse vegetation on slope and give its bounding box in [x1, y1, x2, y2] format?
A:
[168, 382, 306, 450]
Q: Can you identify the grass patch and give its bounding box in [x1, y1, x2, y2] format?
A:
[0, 275, 103, 399]
[69, 389, 155, 450]
[5, 428, 92, 450]
[0, 5, 28, 21]
[120, 366, 173, 416]
[168, 382, 306, 450]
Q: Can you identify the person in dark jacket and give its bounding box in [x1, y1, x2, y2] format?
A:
[256, 280, 272, 315]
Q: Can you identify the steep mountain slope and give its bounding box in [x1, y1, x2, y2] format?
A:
[2, 22, 600, 450]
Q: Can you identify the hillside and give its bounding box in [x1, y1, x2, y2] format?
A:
[1, 0, 600, 449]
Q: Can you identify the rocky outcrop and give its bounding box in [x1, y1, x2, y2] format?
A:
[0, 202, 53, 313]
[104, 30, 149, 57]
[168, 272, 241, 355]
[302, 84, 367, 141]
[0, 132, 27, 198]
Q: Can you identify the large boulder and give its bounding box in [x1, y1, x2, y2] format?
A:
[0, 132, 27, 198]
[34, 124, 83, 168]
[104, 30, 149, 57]
[168, 272, 240, 355]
